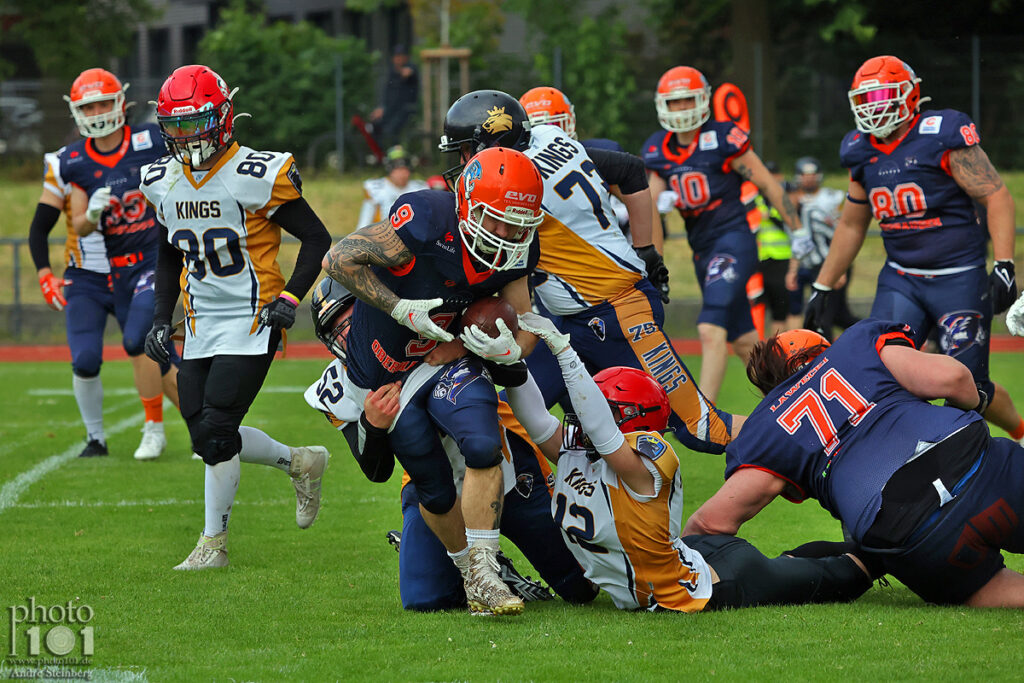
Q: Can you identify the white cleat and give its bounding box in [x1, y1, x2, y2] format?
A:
[173, 533, 228, 570]
[290, 446, 329, 529]
[464, 545, 524, 616]
[191, 453, 203, 461]
[134, 420, 166, 461]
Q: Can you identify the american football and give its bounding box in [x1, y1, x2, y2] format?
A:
[459, 296, 519, 338]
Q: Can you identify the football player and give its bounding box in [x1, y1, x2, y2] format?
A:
[804, 55, 1024, 443]
[321, 146, 545, 616]
[503, 314, 875, 612]
[440, 88, 739, 457]
[141, 65, 333, 569]
[356, 145, 427, 228]
[642, 66, 802, 402]
[305, 278, 598, 610]
[786, 156, 859, 331]
[39, 68, 182, 460]
[687, 323, 1024, 608]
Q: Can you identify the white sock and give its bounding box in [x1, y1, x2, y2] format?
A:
[72, 374, 104, 443]
[447, 546, 470, 575]
[203, 455, 240, 537]
[238, 426, 291, 472]
[465, 528, 500, 550]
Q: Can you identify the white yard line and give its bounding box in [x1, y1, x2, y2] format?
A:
[0, 397, 141, 458]
[27, 386, 308, 396]
[0, 412, 142, 515]
[13, 497, 291, 509]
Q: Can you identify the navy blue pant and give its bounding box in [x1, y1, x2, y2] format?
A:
[692, 228, 758, 341]
[64, 268, 114, 378]
[871, 265, 992, 396]
[397, 429, 594, 611]
[525, 281, 733, 455]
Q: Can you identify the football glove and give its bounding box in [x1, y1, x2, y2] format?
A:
[989, 260, 1017, 315]
[144, 323, 173, 365]
[634, 245, 670, 303]
[1007, 293, 1024, 337]
[803, 283, 838, 341]
[38, 272, 67, 311]
[390, 297, 454, 342]
[974, 383, 992, 415]
[258, 295, 298, 332]
[518, 312, 571, 355]
[85, 186, 112, 225]
[460, 318, 522, 365]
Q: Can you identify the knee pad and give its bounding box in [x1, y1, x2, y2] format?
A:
[459, 434, 502, 469]
[123, 334, 145, 358]
[417, 480, 457, 516]
[72, 352, 102, 378]
[196, 436, 241, 466]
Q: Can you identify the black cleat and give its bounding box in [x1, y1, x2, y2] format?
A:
[496, 551, 553, 602]
[386, 529, 402, 552]
[78, 439, 108, 458]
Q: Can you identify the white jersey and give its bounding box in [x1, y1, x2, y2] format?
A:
[553, 431, 713, 612]
[43, 149, 109, 274]
[527, 124, 646, 315]
[357, 176, 428, 228]
[140, 143, 302, 359]
[791, 187, 844, 269]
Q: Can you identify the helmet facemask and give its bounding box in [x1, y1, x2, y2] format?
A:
[848, 79, 918, 139]
[527, 110, 576, 139]
[458, 199, 540, 271]
[158, 102, 231, 167]
[66, 87, 127, 138]
[655, 87, 710, 133]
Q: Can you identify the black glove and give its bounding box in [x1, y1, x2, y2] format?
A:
[634, 245, 670, 303]
[258, 295, 298, 332]
[144, 323, 172, 365]
[483, 359, 529, 388]
[989, 260, 1017, 315]
[974, 383, 992, 415]
[803, 283, 838, 341]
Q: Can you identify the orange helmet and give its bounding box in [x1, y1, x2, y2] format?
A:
[519, 86, 576, 139]
[655, 66, 711, 133]
[64, 68, 128, 138]
[777, 329, 830, 361]
[455, 147, 543, 271]
[848, 56, 930, 139]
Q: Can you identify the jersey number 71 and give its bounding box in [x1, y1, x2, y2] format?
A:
[775, 367, 875, 454]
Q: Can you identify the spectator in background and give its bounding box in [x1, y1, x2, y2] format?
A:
[370, 45, 419, 149]
[754, 161, 802, 333]
[786, 156, 859, 332]
[357, 145, 427, 228]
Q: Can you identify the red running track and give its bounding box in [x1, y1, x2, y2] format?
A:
[3, 337, 1024, 363]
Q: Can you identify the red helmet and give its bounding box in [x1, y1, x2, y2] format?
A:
[455, 147, 543, 271]
[594, 367, 671, 434]
[64, 68, 128, 138]
[848, 56, 929, 139]
[655, 66, 711, 133]
[156, 65, 236, 166]
[520, 86, 576, 139]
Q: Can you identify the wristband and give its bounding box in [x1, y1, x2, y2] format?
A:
[811, 282, 833, 292]
[278, 290, 300, 306]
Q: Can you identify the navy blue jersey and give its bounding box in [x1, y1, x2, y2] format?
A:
[840, 109, 985, 270]
[724, 319, 983, 542]
[641, 119, 751, 253]
[346, 190, 539, 390]
[59, 123, 166, 262]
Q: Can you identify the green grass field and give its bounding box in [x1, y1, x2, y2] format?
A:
[3, 355, 1024, 681]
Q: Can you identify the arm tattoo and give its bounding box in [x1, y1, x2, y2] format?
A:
[322, 220, 414, 312]
[949, 145, 1004, 199]
[733, 161, 753, 181]
[780, 193, 800, 228]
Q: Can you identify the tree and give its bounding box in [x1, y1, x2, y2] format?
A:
[197, 1, 377, 165]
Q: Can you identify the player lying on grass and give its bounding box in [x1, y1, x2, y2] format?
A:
[502, 312, 876, 612]
[305, 277, 598, 611]
[685, 322, 1024, 608]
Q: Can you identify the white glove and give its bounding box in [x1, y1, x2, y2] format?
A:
[518, 312, 571, 355]
[460, 318, 522, 365]
[85, 186, 112, 225]
[390, 297, 454, 342]
[1007, 293, 1024, 336]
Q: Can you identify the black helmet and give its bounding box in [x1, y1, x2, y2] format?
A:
[439, 90, 532, 155]
[310, 277, 356, 362]
[795, 156, 822, 177]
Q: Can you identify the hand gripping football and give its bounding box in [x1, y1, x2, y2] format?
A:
[459, 296, 519, 339]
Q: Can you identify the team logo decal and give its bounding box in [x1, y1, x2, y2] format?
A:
[132, 129, 153, 151]
[134, 268, 156, 295]
[704, 255, 737, 285]
[919, 116, 943, 135]
[588, 317, 606, 341]
[635, 434, 666, 461]
[514, 473, 534, 499]
[432, 358, 482, 405]
[463, 159, 483, 194]
[938, 310, 986, 356]
[698, 131, 718, 151]
[482, 106, 514, 134]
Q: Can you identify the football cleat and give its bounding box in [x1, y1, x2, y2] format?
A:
[496, 551, 554, 602]
[464, 545, 524, 616]
[289, 446, 329, 529]
[387, 529, 402, 553]
[78, 439, 108, 458]
[173, 532, 228, 570]
[133, 420, 166, 461]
